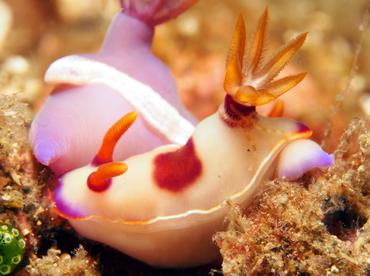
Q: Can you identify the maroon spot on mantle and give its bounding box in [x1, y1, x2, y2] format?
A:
[87, 174, 112, 192]
[153, 138, 202, 192]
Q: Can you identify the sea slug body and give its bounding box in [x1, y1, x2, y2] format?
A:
[52, 9, 333, 267]
[30, 0, 197, 175]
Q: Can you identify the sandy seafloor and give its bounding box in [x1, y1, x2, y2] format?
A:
[0, 0, 368, 275]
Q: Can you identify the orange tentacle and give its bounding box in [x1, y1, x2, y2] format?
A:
[268, 100, 285, 117]
[88, 162, 128, 192]
[94, 111, 138, 164]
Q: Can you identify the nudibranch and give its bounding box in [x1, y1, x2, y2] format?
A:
[53, 10, 333, 267]
[30, 0, 197, 175]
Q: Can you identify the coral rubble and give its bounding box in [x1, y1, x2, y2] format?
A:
[26, 246, 98, 276]
[214, 119, 369, 275]
[0, 0, 368, 274]
[0, 93, 38, 209]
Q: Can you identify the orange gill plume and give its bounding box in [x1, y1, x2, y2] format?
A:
[224, 8, 307, 106]
[88, 111, 138, 192]
[268, 100, 284, 117]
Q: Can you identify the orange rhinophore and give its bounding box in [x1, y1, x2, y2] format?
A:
[89, 111, 137, 191]
[94, 111, 138, 164]
[88, 162, 128, 192]
[224, 8, 307, 106]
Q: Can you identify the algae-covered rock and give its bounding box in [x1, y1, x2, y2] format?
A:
[26, 246, 99, 276]
[214, 119, 369, 275]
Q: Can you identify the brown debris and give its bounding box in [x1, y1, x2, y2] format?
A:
[214, 119, 369, 275]
[0, 93, 48, 211]
[0, 94, 98, 274]
[26, 246, 99, 276]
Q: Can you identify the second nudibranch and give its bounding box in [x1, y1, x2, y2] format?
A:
[54, 10, 333, 267]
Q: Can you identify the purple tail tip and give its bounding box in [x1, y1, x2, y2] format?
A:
[33, 140, 60, 166]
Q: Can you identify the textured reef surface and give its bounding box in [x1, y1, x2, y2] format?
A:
[0, 0, 369, 275]
[215, 118, 369, 275]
